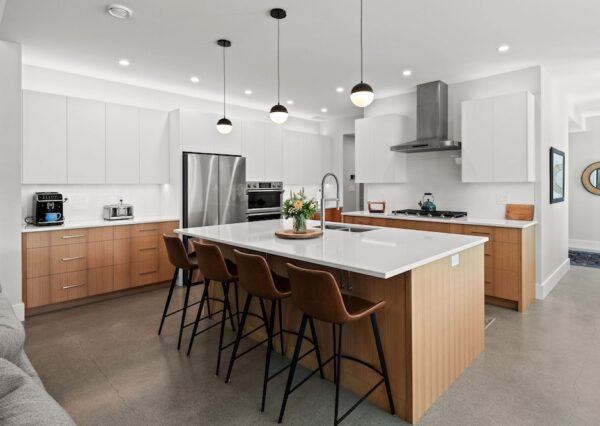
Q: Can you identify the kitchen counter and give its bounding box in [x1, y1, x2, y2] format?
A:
[175, 219, 486, 279]
[175, 218, 486, 422]
[342, 210, 538, 229]
[22, 216, 180, 233]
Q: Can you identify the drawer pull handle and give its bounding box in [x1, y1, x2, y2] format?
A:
[62, 234, 85, 239]
[471, 232, 491, 236]
[139, 247, 157, 251]
[62, 283, 86, 290]
[140, 270, 158, 275]
[62, 256, 85, 261]
[484, 253, 492, 257]
[139, 229, 157, 232]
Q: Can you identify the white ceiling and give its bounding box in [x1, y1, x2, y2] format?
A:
[2, 0, 600, 120]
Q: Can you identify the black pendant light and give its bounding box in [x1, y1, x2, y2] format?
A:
[350, 0, 374, 107]
[269, 8, 288, 124]
[216, 39, 233, 134]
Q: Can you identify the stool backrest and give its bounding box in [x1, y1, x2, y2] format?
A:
[286, 263, 347, 324]
[162, 234, 193, 269]
[234, 250, 280, 300]
[192, 240, 235, 282]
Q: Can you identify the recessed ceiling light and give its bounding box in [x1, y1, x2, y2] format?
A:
[107, 4, 132, 19]
[244, 89, 252, 95]
[286, 99, 294, 105]
[497, 44, 510, 53]
[336, 87, 344, 93]
[190, 76, 200, 83]
[118, 59, 130, 67]
[402, 70, 412, 77]
[321, 108, 328, 113]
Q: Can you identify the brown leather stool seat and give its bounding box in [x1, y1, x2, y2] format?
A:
[224, 250, 325, 412]
[278, 263, 395, 425]
[159, 234, 205, 350]
[186, 241, 241, 376]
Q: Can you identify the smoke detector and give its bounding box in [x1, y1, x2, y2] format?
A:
[107, 4, 132, 19]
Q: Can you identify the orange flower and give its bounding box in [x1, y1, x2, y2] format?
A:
[293, 200, 303, 210]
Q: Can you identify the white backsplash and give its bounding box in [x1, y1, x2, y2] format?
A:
[21, 184, 169, 223]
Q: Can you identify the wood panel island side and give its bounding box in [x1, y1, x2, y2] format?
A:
[177, 219, 487, 423]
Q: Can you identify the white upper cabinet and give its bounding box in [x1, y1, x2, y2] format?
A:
[282, 130, 305, 185]
[241, 120, 266, 182]
[67, 97, 106, 184]
[106, 104, 140, 184]
[180, 110, 241, 155]
[140, 108, 169, 184]
[22, 91, 67, 184]
[282, 130, 331, 185]
[264, 125, 283, 181]
[462, 92, 535, 183]
[355, 114, 408, 183]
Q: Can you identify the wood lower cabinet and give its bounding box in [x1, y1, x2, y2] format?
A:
[23, 221, 179, 312]
[344, 215, 536, 312]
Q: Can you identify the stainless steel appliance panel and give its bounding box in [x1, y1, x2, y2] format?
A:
[183, 153, 219, 228]
[218, 155, 247, 224]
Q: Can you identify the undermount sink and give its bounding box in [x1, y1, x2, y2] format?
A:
[317, 224, 374, 233]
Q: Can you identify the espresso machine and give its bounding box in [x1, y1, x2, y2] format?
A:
[32, 192, 64, 226]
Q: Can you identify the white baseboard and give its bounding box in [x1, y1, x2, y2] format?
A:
[536, 258, 570, 300]
[12, 302, 25, 321]
[569, 239, 600, 253]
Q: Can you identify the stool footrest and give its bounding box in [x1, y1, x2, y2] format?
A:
[164, 299, 203, 317]
[337, 379, 385, 425]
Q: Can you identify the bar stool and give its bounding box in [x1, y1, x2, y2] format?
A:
[187, 241, 240, 375]
[159, 234, 206, 350]
[225, 250, 325, 412]
[278, 263, 395, 425]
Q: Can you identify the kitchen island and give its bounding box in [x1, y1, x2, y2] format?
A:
[176, 219, 487, 423]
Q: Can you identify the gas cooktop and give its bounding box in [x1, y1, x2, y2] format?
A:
[391, 209, 468, 219]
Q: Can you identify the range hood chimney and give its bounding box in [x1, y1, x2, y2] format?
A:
[390, 80, 461, 153]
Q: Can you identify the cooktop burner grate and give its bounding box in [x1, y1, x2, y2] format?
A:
[391, 209, 467, 219]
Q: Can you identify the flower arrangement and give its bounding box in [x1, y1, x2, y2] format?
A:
[281, 190, 317, 233]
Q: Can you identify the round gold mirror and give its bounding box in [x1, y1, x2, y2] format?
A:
[582, 162, 600, 195]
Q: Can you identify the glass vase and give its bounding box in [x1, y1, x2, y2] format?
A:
[292, 216, 307, 234]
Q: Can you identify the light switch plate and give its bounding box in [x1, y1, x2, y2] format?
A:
[451, 254, 460, 267]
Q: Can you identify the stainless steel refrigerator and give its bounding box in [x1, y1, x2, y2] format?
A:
[182, 152, 247, 228]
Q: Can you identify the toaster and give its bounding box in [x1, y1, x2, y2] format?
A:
[103, 200, 134, 220]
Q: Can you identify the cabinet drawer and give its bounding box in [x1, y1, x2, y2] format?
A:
[50, 270, 88, 303]
[132, 246, 158, 264]
[493, 242, 521, 271]
[493, 227, 521, 244]
[131, 261, 159, 287]
[131, 223, 160, 236]
[131, 235, 158, 251]
[88, 226, 114, 242]
[493, 268, 520, 301]
[464, 226, 495, 241]
[26, 276, 51, 308]
[87, 240, 114, 269]
[27, 244, 88, 278]
[88, 266, 114, 296]
[49, 229, 89, 246]
[114, 225, 131, 240]
[25, 232, 52, 249]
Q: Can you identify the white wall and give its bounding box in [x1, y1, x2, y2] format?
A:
[569, 116, 600, 251]
[363, 67, 540, 218]
[0, 40, 23, 318]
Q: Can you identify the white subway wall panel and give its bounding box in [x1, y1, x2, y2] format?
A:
[22, 91, 67, 183]
[106, 103, 140, 184]
[139, 108, 169, 184]
[67, 97, 106, 183]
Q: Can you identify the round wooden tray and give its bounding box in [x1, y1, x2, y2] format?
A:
[275, 228, 323, 239]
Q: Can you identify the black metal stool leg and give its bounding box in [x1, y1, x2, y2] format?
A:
[216, 281, 231, 376]
[186, 279, 209, 356]
[260, 299, 277, 412]
[308, 317, 325, 379]
[332, 323, 337, 385]
[371, 313, 395, 415]
[234, 281, 241, 326]
[158, 268, 178, 335]
[225, 294, 252, 383]
[278, 314, 308, 424]
[177, 274, 192, 350]
[277, 299, 285, 355]
[334, 323, 344, 425]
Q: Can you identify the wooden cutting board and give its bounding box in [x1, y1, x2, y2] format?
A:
[275, 229, 323, 239]
[505, 204, 534, 221]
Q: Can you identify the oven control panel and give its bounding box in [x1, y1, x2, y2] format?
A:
[247, 181, 283, 190]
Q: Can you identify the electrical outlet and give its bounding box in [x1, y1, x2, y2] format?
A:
[496, 194, 508, 205]
[451, 254, 460, 267]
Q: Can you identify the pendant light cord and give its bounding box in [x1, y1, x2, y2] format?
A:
[277, 18, 281, 104]
[222, 45, 226, 117]
[360, 0, 363, 82]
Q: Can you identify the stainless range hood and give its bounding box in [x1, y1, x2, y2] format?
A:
[390, 80, 461, 153]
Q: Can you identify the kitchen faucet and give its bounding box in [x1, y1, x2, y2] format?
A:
[320, 173, 340, 230]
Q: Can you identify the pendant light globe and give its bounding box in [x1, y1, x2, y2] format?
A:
[350, 81, 375, 107]
[216, 117, 233, 134]
[270, 103, 288, 124]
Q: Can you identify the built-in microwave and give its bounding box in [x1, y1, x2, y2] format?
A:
[246, 181, 284, 221]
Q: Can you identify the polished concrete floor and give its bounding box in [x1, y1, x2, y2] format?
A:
[24, 266, 600, 425]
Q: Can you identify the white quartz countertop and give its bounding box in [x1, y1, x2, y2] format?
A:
[175, 219, 487, 279]
[22, 216, 180, 233]
[342, 211, 538, 229]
